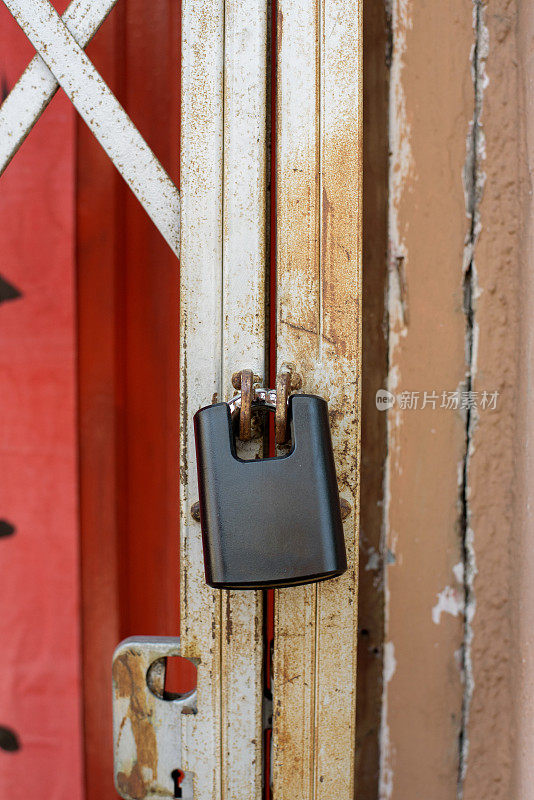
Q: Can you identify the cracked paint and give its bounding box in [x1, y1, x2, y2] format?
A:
[457, 3, 487, 795]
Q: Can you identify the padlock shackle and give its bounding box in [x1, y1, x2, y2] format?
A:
[227, 386, 279, 416]
[229, 385, 294, 444]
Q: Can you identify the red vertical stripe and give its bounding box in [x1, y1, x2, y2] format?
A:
[77, 3, 180, 798]
[76, 5, 125, 797]
[264, 3, 278, 797]
[0, 4, 84, 799]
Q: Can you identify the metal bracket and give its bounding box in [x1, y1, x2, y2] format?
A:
[112, 637, 197, 800]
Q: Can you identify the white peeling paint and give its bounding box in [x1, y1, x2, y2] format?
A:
[386, 0, 414, 513]
[389, 0, 415, 243]
[388, 0, 414, 363]
[388, 364, 401, 394]
[379, 639, 396, 800]
[379, 719, 394, 800]
[453, 561, 465, 584]
[384, 641, 397, 684]
[366, 548, 380, 571]
[432, 586, 465, 625]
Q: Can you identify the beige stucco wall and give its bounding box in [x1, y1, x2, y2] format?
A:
[513, 2, 534, 797]
[381, 2, 471, 796]
[372, 2, 528, 798]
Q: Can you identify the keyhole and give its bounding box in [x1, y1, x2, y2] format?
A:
[171, 768, 184, 798]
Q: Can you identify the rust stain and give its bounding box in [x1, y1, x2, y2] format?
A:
[281, 316, 334, 344]
[113, 650, 159, 798]
[116, 765, 146, 800]
[274, 23, 362, 786]
[321, 138, 362, 361]
[225, 592, 233, 643]
[276, 6, 284, 55]
[392, 254, 409, 327]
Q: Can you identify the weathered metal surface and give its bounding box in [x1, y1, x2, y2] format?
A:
[180, 0, 267, 796]
[180, 0, 224, 793]
[275, 372, 290, 445]
[112, 637, 196, 800]
[237, 369, 254, 441]
[221, 0, 268, 779]
[2, 0, 180, 256]
[0, 0, 118, 173]
[275, 365, 302, 445]
[232, 370, 264, 441]
[272, 0, 362, 797]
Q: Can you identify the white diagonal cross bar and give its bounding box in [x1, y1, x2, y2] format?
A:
[0, 0, 119, 174]
[2, 0, 180, 256]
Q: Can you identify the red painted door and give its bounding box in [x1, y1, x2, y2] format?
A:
[1, 2, 180, 798]
[0, 2, 83, 798]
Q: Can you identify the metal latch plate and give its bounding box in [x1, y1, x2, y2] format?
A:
[112, 636, 196, 799]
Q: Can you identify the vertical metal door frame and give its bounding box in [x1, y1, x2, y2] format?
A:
[1, 0, 362, 795]
[180, 1, 361, 797]
[180, 1, 268, 797]
[272, 2, 362, 797]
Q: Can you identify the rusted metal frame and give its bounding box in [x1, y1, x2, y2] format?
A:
[180, 0, 267, 797]
[274, 365, 302, 444]
[2, 0, 180, 256]
[180, 0, 224, 793]
[236, 369, 254, 441]
[272, 1, 362, 798]
[275, 372, 290, 445]
[0, 0, 118, 173]
[220, 0, 268, 796]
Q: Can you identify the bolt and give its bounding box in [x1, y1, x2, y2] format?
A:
[231, 370, 262, 390]
[339, 498, 352, 521]
[279, 362, 303, 391]
[190, 501, 201, 522]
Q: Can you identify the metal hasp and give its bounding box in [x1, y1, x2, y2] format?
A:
[112, 637, 197, 800]
[194, 394, 347, 589]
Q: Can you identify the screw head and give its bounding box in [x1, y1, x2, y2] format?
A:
[231, 370, 262, 390]
[279, 362, 303, 391]
[339, 497, 352, 521]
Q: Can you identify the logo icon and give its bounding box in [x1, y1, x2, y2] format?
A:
[375, 389, 396, 411]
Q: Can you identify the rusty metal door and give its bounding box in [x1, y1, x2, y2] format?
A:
[0, 0, 361, 796]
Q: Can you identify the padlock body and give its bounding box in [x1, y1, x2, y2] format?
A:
[194, 394, 347, 589]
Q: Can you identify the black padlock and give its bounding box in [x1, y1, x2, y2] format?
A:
[193, 389, 347, 589]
